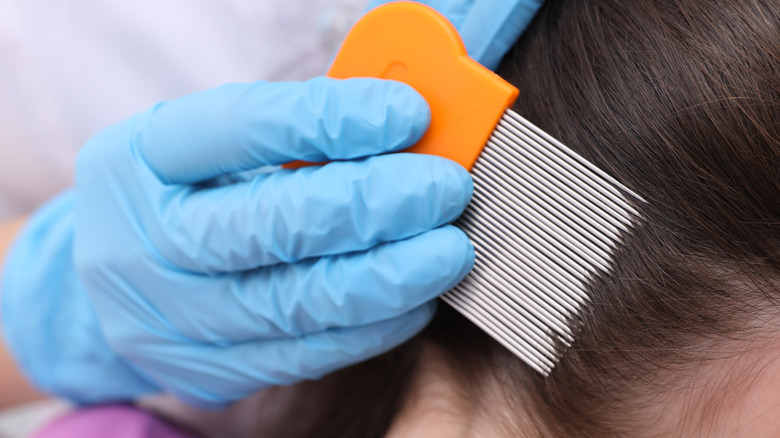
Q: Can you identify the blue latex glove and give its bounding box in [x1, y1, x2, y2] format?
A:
[368, 0, 546, 71]
[2, 0, 545, 409]
[2, 78, 474, 408]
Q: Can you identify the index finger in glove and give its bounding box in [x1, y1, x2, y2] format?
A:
[136, 303, 437, 409]
[135, 77, 430, 184]
[154, 153, 472, 273]
[135, 225, 473, 343]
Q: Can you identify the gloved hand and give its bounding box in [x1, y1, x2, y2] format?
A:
[1, 0, 544, 409]
[2, 78, 474, 408]
[369, 0, 546, 70]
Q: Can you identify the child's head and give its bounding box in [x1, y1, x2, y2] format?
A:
[484, 0, 780, 435]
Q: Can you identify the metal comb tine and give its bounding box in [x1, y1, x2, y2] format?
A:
[487, 141, 631, 246]
[473, 158, 617, 258]
[446, 288, 559, 372]
[467, 248, 576, 319]
[441, 297, 552, 375]
[503, 111, 645, 206]
[490, 124, 635, 224]
[464, 272, 576, 344]
[483, 138, 628, 238]
[468, 190, 603, 278]
[464, 259, 577, 341]
[455, 275, 561, 351]
[465, 235, 579, 323]
[469, 167, 614, 265]
[448, 290, 552, 362]
[491, 126, 636, 229]
[460, 213, 588, 305]
[461, 227, 587, 326]
[444, 289, 557, 373]
[478, 143, 626, 241]
[465, 262, 575, 340]
[461, 201, 590, 290]
[451, 265, 573, 350]
[467, 258, 575, 340]
[453, 289, 553, 350]
[461, 219, 585, 309]
[446, 285, 553, 353]
[463, 231, 589, 325]
[505, 110, 646, 205]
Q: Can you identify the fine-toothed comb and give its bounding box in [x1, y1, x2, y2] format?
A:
[323, 2, 643, 375]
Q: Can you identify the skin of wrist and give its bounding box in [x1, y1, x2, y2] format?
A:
[0, 216, 47, 408]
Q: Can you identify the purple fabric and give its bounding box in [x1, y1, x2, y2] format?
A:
[32, 405, 193, 438]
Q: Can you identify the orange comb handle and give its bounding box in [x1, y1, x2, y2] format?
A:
[327, 1, 518, 170]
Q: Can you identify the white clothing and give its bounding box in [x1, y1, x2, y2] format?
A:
[0, 0, 367, 220]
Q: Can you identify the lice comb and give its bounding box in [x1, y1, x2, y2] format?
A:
[326, 1, 642, 375]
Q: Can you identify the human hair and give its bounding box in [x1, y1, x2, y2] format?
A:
[252, 0, 780, 436]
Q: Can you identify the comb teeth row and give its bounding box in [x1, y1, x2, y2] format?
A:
[443, 110, 642, 375]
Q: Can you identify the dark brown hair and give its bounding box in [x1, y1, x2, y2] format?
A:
[255, 0, 780, 436]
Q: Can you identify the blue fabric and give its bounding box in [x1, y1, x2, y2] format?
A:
[368, 0, 546, 70]
[2, 192, 158, 403]
[2, 77, 474, 408]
